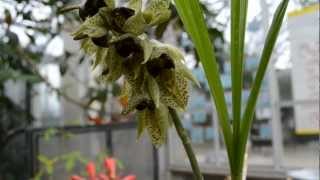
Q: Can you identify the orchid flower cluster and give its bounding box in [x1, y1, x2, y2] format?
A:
[72, 0, 198, 146]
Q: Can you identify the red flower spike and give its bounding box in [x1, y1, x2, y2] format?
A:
[104, 157, 117, 179]
[122, 175, 136, 180]
[86, 161, 97, 180]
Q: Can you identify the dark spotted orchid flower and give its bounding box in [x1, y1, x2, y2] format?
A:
[71, 0, 199, 147]
[72, 0, 171, 46]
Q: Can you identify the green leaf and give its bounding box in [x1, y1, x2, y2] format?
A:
[230, 0, 248, 173]
[116, 159, 125, 169]
[173, 0, 233, 168]
[38, 155, 50, 165]
[43, 128, 57, 141]
[238, 0, 289, 173]
[123, 12, 147, 35]
[147, 76, 160, 107]
[65, 158, 75, 172]
[33, 169, 43, 180]
[46, 164, 53, 175]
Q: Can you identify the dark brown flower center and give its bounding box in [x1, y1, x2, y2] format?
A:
[79, 0, 106, 21]
[135, 99, 155, 111]
[91, 32, 111, 47]
[146, 54, 175, 77]
[110, 7, 135, 33]
[114, 37, 143, 63]
[101, 68, 109, 76]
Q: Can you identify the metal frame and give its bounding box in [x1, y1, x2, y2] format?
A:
[26, 121, 158, 180]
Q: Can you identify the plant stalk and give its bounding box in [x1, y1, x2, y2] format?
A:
[169, 108, 203, 180]
[59, 5, 80, 14]
[231, 174, 243, 180]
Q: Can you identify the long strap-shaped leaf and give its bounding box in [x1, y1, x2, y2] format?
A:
[238, 0, 289, 173]
[173, 0, 234, 163]
[230, 0, 248, 173]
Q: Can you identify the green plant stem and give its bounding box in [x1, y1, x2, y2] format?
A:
[169, 108, 203, 180]
[231, 174, 242, 180]
[59, 5, 80, 14]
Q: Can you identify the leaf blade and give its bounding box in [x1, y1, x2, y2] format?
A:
[230, 0, 248, 173]
[173, 0, 234, 165]
[238, 0, 289, 172]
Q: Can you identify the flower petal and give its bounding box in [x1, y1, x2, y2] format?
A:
[123, 12, 146, 35]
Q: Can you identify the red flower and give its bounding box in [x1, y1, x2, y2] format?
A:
[70, 175, 84, 180]
[88, 116, 104, 125]
[122, 175, 136, 180]
[86, 161, 97, 180]
[104, 157, 117, 179]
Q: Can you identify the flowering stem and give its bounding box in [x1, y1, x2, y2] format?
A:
[59, 5, 80, 14]
[169, 108, 203, 180]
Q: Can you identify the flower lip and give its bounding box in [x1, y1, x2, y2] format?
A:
[91, 34, 110, 47]
[114, 37, 143, 62]
[79, 0, 106, 21]
[146, 53, 175, 77]
[101, 68, 109, 76]
[160, 54, 175, 69]
[136, 99, 149, 110]
[135, 99, 155, 111]
[110, 7, 135, 32]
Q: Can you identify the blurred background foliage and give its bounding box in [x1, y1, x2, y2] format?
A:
[0, 1, 69, 178]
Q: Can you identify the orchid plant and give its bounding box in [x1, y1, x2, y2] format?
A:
[64, 0, 290, 179]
